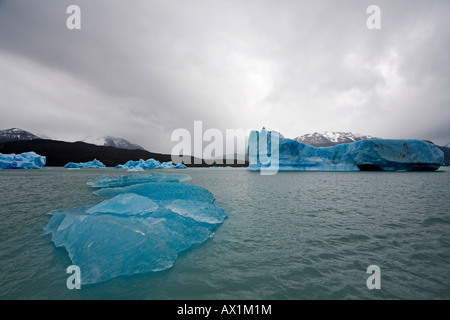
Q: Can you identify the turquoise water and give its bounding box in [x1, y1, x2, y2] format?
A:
[1, 167, 449, 299]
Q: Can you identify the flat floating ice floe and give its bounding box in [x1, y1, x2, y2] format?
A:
[44, 173, 226, 284]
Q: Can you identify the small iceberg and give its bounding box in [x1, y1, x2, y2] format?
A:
[115, 158, 187, 171]
[115, 158, 161, 170]
[0, 151, 46, 169]
[158, 161, 185, 169]
[64, 159, 106, 169]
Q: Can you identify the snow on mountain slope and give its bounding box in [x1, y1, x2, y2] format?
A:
[82, 136, 107, 146]
[0, 128, 40, 143]
[295, 131, 378, 147]
[82, 136, 145, 150]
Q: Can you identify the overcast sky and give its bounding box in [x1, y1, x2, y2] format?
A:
[0, 0, 449, 153]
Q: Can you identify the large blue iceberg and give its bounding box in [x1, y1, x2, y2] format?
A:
[115, 158, 187, 171]
[44, 173, 226, 284]
[64, 159, 106, 169]
[0, 151, 46, 169]
[248, 128, 445, 171]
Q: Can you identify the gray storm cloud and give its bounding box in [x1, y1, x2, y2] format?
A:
[0, 0, 449, 153]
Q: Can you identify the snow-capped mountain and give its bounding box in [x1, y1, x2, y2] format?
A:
[0, 128, 40, 143]
[295, 131, 378, 147]
[82, 136, 145, 150]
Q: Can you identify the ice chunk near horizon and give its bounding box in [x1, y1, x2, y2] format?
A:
[158, 161, 178, 168]
[64, 159, 106, 169]
[158, 161, 173, 169]
[115, 158, 187, 170]
[87, 173, 192, 188]
[45, 173, 226, 285]
[0, 151, 46, 169]
[248, 128, 445, 171]
[116, 158, 161, 170]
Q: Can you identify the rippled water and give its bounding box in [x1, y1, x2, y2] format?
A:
[1, 167, 449, 299]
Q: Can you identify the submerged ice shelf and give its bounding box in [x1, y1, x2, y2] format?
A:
[248, 128, 445, 171]
[0, 151, 46, 169]
[44, 173, 226, 284]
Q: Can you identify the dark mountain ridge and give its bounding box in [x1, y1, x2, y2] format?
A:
[0, 139, 247, 167]
[0, 128, 40, 143]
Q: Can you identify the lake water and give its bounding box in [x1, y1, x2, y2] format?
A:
[1, 167, 449, 300]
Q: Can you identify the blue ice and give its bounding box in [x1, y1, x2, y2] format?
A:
[115, 158, 187, 171]
[45, 173, 226, 284]
[248, 128, 445, 171]
[0, 151, 46, 169]
[64, 159, 106, 169]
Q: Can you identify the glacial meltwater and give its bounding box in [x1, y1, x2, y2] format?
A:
[1, 167, 449, 299]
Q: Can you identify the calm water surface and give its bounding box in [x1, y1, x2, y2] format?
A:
[0, 167, 449, 299]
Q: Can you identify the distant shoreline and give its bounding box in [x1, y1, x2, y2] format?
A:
[0, 139, 249, 168]
[1, 137, 448, 169]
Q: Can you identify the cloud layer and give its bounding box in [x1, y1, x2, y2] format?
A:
[1, 0, 449, 152]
